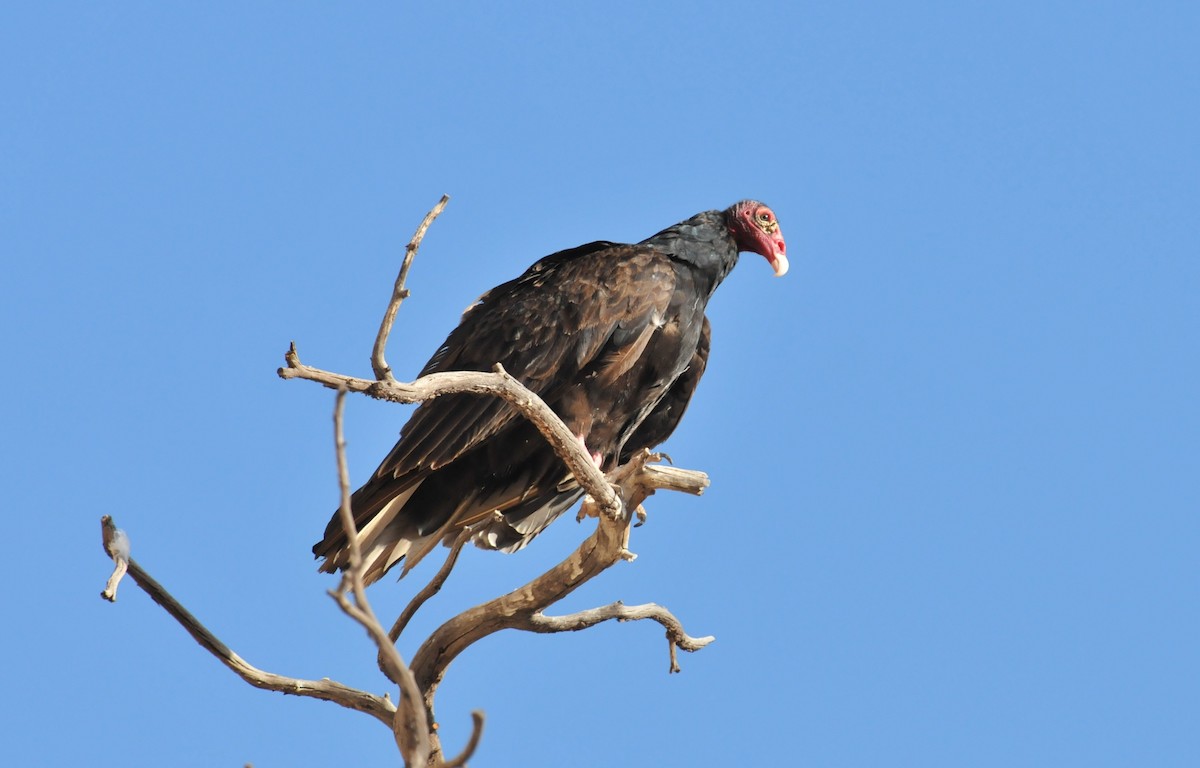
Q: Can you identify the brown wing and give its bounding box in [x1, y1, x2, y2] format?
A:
[370, 241, 678, 482]
[313, 241, 682, 576]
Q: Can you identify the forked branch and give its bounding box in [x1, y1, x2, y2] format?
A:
[405, 452, 710, 716]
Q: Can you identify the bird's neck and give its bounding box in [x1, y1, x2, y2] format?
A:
[640, 210, 740, 296]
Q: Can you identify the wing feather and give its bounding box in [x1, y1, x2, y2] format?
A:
[620, 315, 711, 461]
[367, 242, 679, 482]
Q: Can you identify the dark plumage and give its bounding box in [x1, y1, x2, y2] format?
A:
[314, 201, 788, 583]
[620, 316, 710, 464]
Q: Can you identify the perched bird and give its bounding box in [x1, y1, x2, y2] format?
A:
[315, 200, 788, 583]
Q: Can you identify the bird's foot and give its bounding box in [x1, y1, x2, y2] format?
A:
[576, 494, 600, 522]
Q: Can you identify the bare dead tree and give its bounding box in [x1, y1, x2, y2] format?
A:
[99, 196, 715, 767]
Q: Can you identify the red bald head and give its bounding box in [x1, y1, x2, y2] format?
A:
[725, 200, 788, 277]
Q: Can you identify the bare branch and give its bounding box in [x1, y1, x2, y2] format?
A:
[97, 516, 397, 727]
[523, 601, 716, 673]
[329, 387, 430, 767]
[406, 450, 712, 710]
[372, 195, 450, 382]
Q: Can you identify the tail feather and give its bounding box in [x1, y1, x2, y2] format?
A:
[314, 477, 425, 576]
[313, 459, 586, 584]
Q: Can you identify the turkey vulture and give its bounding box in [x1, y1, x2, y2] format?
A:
[315, 200, 787, 583]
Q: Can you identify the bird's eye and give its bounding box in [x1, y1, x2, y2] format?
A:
[758, 211, 772, 222]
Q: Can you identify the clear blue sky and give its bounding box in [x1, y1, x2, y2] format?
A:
[4, 3, 1197, 766]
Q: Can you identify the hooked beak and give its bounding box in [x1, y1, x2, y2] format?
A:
[768, 251, 789, 277]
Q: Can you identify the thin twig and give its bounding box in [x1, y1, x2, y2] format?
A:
[441, 711, 486, 768]
[389, 528, 472, 643]
[372, 195, 450, 382]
